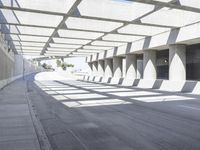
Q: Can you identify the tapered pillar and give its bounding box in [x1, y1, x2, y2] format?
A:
[169, 44, 186, 81]
[137, 59, 143, 79]
[113, 57, 122, 78]
[88, 63, 92, 76]
[92, 61, 98, 76]
[125, 54, 137, 79]
[104, 59, 113, 77]
[143, 50, 157, 80]
[98, 60, 104, 77]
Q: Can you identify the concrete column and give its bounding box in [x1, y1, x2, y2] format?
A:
[125, 54, 137, 79]
[92, 61, 98, 76]
[98, 60, 104, 76]
[122, 58, 126, 78]
[104, 59, 113, 77]
[137, 59, 143, 79]
[88, 63, 92, 76]
[113, 57, 122, 78]
[143, 50, 157, 80]
[169, 44, 186, 81]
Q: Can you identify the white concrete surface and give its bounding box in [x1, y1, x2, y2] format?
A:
[169, 44, 186, 81]
[113, 57, 122, 78]
[98, 60, 104, 77]
[137, 59, 143, 79]
[92, 61, 98, 76]
[143, 50, 157, 80]
[125, 54, 137, 79]
[104, 59, 113, 78]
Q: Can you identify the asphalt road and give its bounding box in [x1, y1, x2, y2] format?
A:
[27, 74, 200, 150]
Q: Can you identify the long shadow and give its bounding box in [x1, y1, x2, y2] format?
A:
[55, 80, 200, 123]
[80, 79, 200, 100]
[31, 78, 200, 150]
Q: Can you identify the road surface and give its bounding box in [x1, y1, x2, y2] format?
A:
[26, 72, 200, 150]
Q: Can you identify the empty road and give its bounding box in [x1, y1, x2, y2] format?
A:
[26, 72, 200, 150]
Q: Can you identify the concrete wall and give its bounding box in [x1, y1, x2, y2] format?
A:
[0, 33, 40, 89]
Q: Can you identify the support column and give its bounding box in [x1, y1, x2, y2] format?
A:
[143, 50, 157, 80]
[98, 60, 104, 77]
[87, 63, 92, 76]
[113, 57, 122, 78]
[169, 44, 186, 81]
[125, 54, 137, 79]
[137, 59, 143, 79]
[92, 61, 98, 76]
[104, 59, 113, 77]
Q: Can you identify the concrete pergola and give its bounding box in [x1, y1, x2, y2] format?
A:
[2, 1, 200, 149]
[0, 0, 200, 58]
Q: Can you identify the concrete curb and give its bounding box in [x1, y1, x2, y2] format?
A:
[25, 81, 53, 150]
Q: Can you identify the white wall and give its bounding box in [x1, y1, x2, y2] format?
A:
[0, 33, 41, 89]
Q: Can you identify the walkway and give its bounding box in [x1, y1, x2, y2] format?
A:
[0, 79, 40, 150]
[27, 72, 200, 150]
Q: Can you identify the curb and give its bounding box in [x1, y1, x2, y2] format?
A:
[25, 81, 53, 150]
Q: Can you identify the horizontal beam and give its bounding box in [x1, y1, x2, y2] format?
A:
[41, 0, 82, 55]
[0, 22, 56, 29]
[7, 40, 46, 44]
[2, 27, 148, 38]
[0, 5, 65, 16]
[127, 0, 200, 13]
[1, 0, 200, 19]
[68, 3, 161, 56]
[7, 38, 120, 48]
[71, 15, 176, 28]
[3, 0, 200, 58]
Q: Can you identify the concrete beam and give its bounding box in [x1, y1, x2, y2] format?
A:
[127, 0, 200, 13]
[88, 20, 200, 63]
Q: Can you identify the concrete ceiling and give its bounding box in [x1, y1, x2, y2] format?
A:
[0, 0, 200, 58]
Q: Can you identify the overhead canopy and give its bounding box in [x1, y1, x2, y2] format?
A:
[1, 0, 200, 57]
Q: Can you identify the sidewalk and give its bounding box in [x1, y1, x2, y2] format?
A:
[0, 79, 40, 150]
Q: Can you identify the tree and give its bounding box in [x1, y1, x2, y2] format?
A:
[67, 64, 74, 68]
[56, 59, 62, 67]
[47, 65, 53, 70]
[42, 63, 53, 70]
[61, 62, 67, 70]
[60, 62, 74, 71]
[42, 63, 47, 69]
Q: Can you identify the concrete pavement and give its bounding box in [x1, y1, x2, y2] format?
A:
[1, 72, 200, 150]
[0, 79, 41, 150]
[26, 72, 200, 150]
